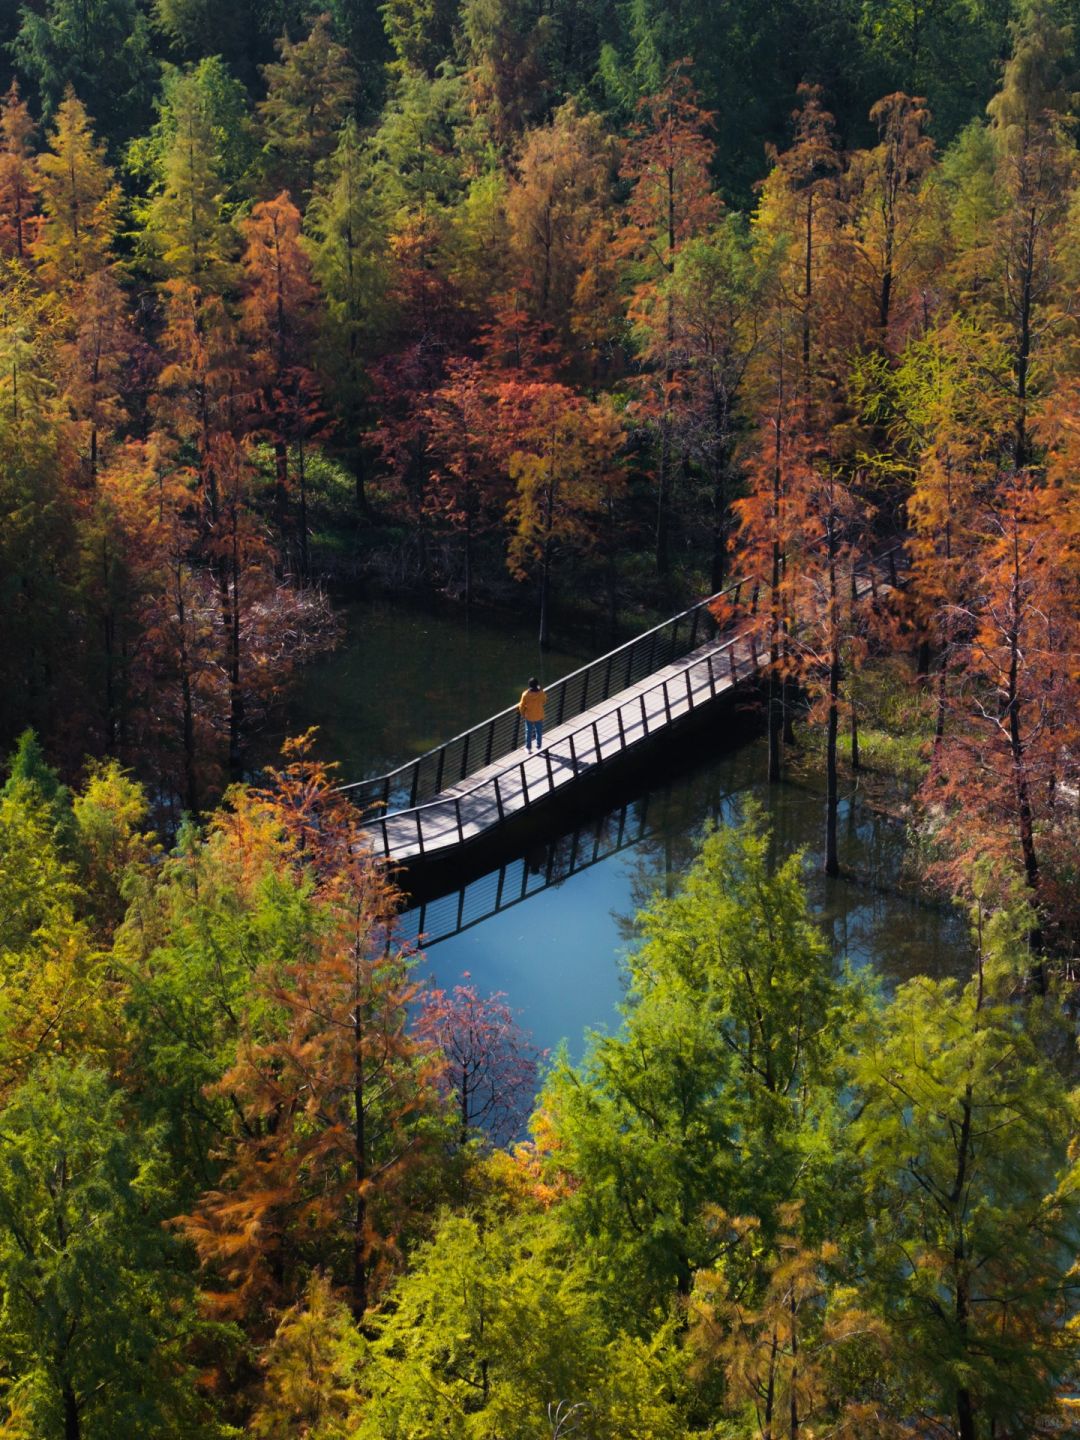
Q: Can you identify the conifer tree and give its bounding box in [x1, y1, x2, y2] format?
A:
[0, 81, 39, 261]
[258, 13, 359, 204]
[33, 91, 121, 290]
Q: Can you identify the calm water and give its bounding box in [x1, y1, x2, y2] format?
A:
[275, 599, 969, 1060]
[265, 599, 587, 784]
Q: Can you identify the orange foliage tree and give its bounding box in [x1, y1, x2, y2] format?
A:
[619, 62, 721, 576]
[179, 740, 446, 1326]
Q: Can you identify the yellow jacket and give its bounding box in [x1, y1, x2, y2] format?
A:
[518, 687, 546, 721]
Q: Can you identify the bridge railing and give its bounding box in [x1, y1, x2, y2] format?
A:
[365, 625, 762, 859]
[338, 569, 760, 814]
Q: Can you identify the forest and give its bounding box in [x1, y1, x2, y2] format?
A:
[2, 0, 1080, 1433]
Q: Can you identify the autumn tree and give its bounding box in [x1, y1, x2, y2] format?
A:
[33, 91, 121, 291]
[619, 62, 721, 576]
[506, 101, 614, 339]
[239, 191, 323, 570]
[666, 218, 771, 589]
[57, 267, 133, 482]
[258, 13, 359, 203]
[848, 92, 935, 347]
[507, 386, 624, 646]
[920, 472, 1079, 947]
[180, 742, 444, 1325]
[0, 82, 38, 262]
[983, 0, 1077, 471]
[416, 981, 541, 1146]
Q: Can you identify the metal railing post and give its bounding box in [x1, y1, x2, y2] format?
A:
[520, 762, 530, 806]
[381, 817, 390, 855]
[545, 750, 555, 789]
[640, 694, 649, 734]
[592, 720, 602, 760]
[416, 811, 423, 855]
[685, 668, 694, 706]
[616, 705, 626, 747]
[435, 746, 445, 794]
[662, 680, 672, 723]
[455, 798, 465, 844]
[409, 762, 420, 808]
[569, 732, 578, 772]
[485, 719, 495, 765]
[494, 775, 505, 820]
[460, 732, 470, 780]
[689, 606, 700, 648]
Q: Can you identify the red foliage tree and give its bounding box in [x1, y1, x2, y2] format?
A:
[416, 979, 542, 1147]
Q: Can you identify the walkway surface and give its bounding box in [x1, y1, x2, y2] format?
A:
[367, 630, 759, 862]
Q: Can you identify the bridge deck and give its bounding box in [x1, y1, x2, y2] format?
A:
[370, 628, 760, 862]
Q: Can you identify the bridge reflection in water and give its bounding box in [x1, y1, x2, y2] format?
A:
[393, 762, 737, 952]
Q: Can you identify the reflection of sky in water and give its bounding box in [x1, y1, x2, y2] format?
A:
[409, 742, 971, 1063]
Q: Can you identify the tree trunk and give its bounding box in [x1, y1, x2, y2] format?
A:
[297, 434, 309, 578]
[539, 541, 552, 650]
[62, 1381, 80, 1440]
[175, 565, 199, 815]
[227, 513, 244, 783]
[825, 659, 840, 876]
[352, 970, 368, 1325]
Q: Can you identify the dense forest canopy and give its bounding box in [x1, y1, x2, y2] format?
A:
[2, 0, 1080, 1434]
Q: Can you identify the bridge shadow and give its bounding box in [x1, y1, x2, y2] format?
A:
[392, 754, 746, 952]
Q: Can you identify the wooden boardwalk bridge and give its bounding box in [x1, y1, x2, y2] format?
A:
[342, 545, 903, 868]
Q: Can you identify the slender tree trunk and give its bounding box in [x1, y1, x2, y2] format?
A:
[298, 434, 309, 578]
[789, 1288, 799, 1439]
[62, 1381, 80, 1440]
[539, 540, 552, 649]
[953, 1083, 976, 1440]
[801, 194, 813, 393]
[227, 511, 244, 782]
[273, 436, 290, 558]
[763, 1329, 778, 1440]
[1014, 204, 1036, 471]
[352, 962, 368, 1325]
[769, 404, 783, 783]
[175, 565, 198, 815]
[825, 535, 841, 878]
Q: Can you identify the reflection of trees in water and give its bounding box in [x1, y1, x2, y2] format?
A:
[613, 769, 745, 940]
[400, 737, 969, 988]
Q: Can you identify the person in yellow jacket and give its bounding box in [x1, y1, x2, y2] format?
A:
[518, 676, 547, 752]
